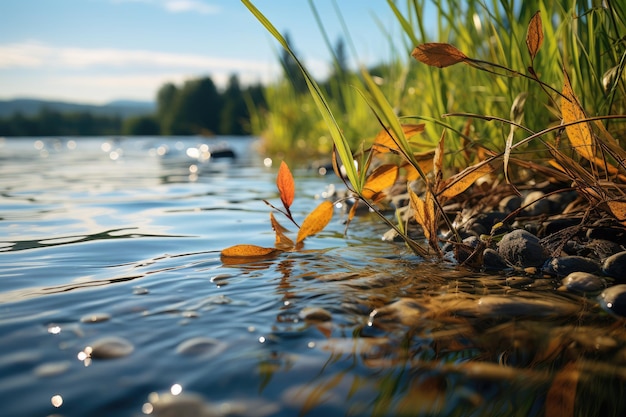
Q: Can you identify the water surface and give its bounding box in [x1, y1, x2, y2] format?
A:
[1, 136, 624, 417]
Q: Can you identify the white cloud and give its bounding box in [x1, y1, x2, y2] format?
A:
[0, 41, 267, 72]
[110, 0, 219, 14]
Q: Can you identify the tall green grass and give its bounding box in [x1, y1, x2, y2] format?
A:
[248, 0, 626, 167]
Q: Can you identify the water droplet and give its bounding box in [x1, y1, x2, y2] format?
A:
[51, 394, 63, 408]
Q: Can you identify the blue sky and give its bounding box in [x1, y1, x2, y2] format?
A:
[0, 0, 415, 104]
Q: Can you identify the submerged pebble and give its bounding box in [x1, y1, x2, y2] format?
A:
[175, 337, 226, 357]
[34, 361, 71, 377]
[80, 313, 111, 323]
[89, 336, 134, 359]
[298, 306, 332, 322]
[599, 284, 626, 317]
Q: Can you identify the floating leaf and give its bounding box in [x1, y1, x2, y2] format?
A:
[438, 161, 495, 199]
[526, 11, 543, 62]
[221, 244, 279, 259]
[562, 70, 595, 162]
[372, 124, 425, 154]
[296, 201, 334, 244]
[411, 43, 468, 68]
[270, 212, 294, 249]
[277, 161, 295, 211]
[362, 164, 399, 200]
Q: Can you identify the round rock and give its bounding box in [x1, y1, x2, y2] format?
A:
[497, 229, 548, 268]
[599, 285, 626, 317]
[602, 251, 626, 281]
[543, 256, 600, 277]
[89, 336, 134, 359]
[560, 272, 606, 294]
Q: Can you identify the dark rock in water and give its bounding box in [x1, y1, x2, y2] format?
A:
[560, 272, 606, 295]
[602, 251, 626, 281]
[599, 284, 626, 317]
[543, 256, 600, 277]
[497, 229, 548, 268]
[483, 248, 509, 270]
[454, 236, 481, 264]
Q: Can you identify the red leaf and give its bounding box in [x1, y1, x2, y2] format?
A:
[412, 43, 468, 68]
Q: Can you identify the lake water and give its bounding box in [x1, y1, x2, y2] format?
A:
[1, 136, 625, 417]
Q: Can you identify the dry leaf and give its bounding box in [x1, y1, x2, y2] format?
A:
[434, 131, 445, 185]
[526, 11, 543, 62]
[362, 164, 399, 200]
[372, 124, 425, 154]
[221, 244, 279, 258]
[411, 43, 468, 68]
[408, 187, 432, 241]
[438, 161, 494, 199]
[562, 70, 595, 162]
[270, 211, 294, 249]
[607, 200, 626, 226]
[277, 161, 295, 210]
[296, 201, 334, 243]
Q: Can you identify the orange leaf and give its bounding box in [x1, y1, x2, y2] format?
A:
[277, 161, 295, 210]
[526, 11, 543, 61]
[607, 200, 626, 226]
[362, 164, 399, 200]
[438, 161, 494, 199]
[296, 201, 334, 244]
[562, 70, 595, 162]
[411, 43, 468, 68]
[372, 124, 425, 154]
[270, 212, 294, 249]
[434, 131, 445, 185]
[546, 363, 579, 417]
[221, 244, 279, 258]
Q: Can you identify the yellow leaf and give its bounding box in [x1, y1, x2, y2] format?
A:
[371, 124, 425, 154]
[607, 200, 626, 226]
[270, 212, 294, 249]
[438, 162, 494, 199]
[296, 201, 334, 243]
[362, 164, 399, 200]
[408, 187, 432, 241]
[277, 161, 295, 210]
[526, 11, 543, 61]
[221, 244, 279, 258]
[562, 70, 595, 162]
[411, 43, 468, 68]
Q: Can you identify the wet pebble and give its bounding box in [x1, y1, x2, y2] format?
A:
[560, 272, 606, 294]
[145, 392, 279, 417]
[543, 256, 600, 277]
[602, 251, 626, 281]
[175, 337, 226, 357]
[89, 336, 134, 359]
[470, 295, 579, 318]
[34, 361, 71, 377]
[497, 229, 548, 268]
[599, 284, 626, 317]
[299, 306, 332, 322]
[80, 313, 111, 323]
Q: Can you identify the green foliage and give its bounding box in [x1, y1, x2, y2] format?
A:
[0, 109, 122, 136]
[122, 115, 160, 135]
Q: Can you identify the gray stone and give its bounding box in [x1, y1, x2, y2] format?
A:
[599, 284, 626, 317]
[497, 229, 548, 268]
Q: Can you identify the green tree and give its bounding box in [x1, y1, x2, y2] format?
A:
[220, 74, 248, 135]
[122, 115, 160, 135]
[157, 82, 178, 134]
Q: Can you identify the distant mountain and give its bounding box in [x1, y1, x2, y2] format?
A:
[0, 98, 156, 118]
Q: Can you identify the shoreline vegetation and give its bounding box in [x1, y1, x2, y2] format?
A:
[235, 0, 626, 315]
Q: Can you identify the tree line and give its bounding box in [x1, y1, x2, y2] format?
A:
[0, 74, 266, 137]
